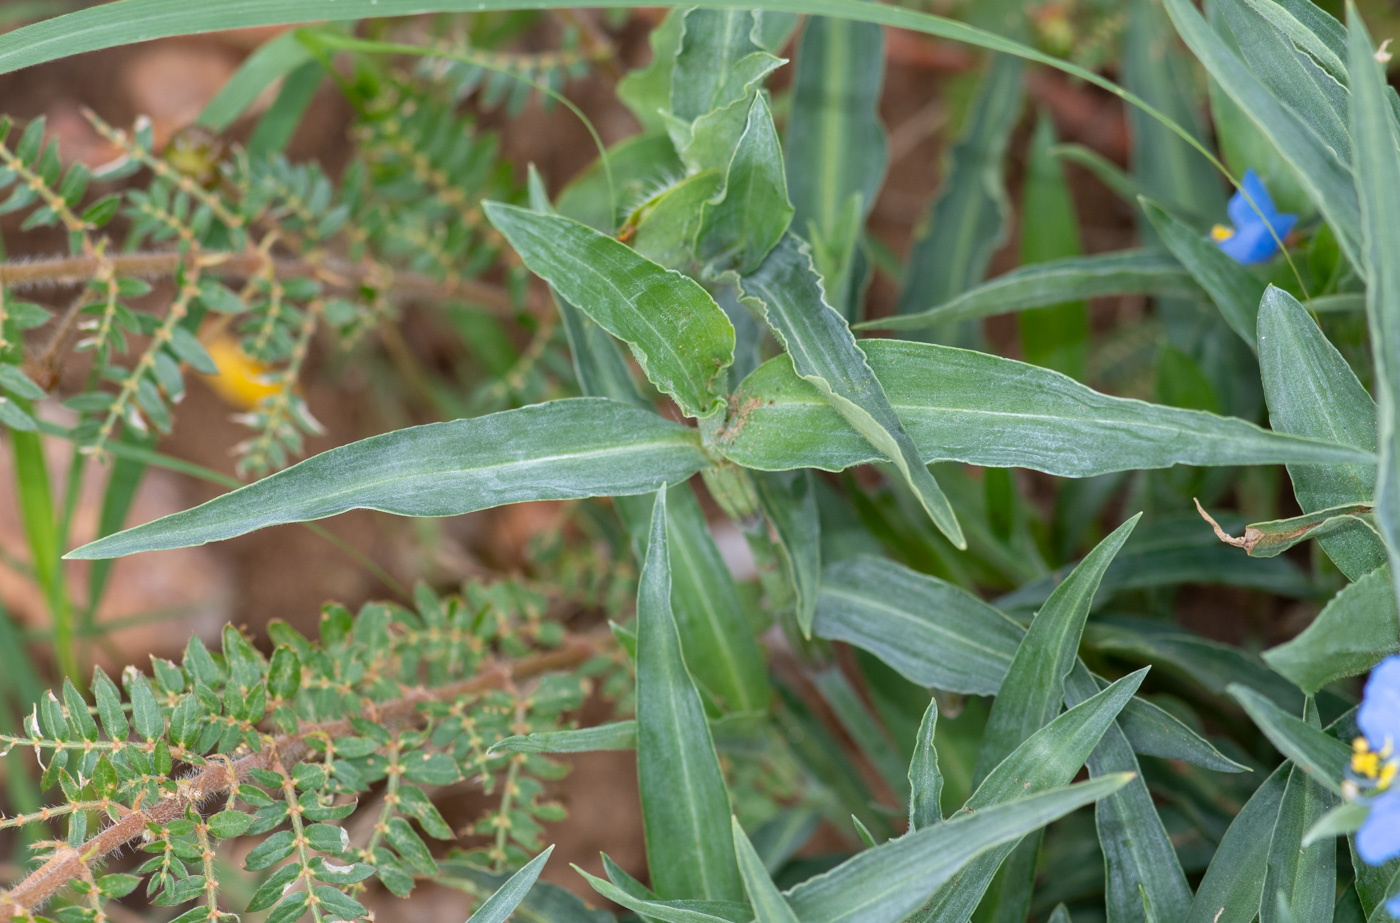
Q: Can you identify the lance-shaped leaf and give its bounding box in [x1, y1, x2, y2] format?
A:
[1063, 664, 1193, 923]
[1348, 9, 1400, 607]
[1228, 684, 1350, 795]
[1260, 703, 1337, 923]
[865, 250, 1197, 332]
[697, 92, 792, 273]
[975, 516, 1140, 782]
[908, 699, 943, 830]
[914, 671, 1147, 921]
[719, 339, 1374, 477]
[783, 775, 1133, 923]
[1142, 199, 1267, 347]
[816, 556, 1246, 773]
[490, 713, 767, 756]
[737, 234, 964, 547]
[485, 203, 734, 419]
[731, 818, 801, 923]
[68, 399, 708, 559]
[1259, 285, 1385, 580]
[575, 869, 751, 923]
[1197, 499, 1376, 558]
[636, 492, 743, 902]
[465, 846, 554, 923]
[896, 53, 1023, 349]
[1264, 565, 1400, 694]
[784, 16, 887, 320]
[634, 171, 726, 270]
[1186, 767, 1288, 923]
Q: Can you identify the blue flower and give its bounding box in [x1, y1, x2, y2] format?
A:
[1351, 655, 1400, 917]
[1210, 169, 1297, 265]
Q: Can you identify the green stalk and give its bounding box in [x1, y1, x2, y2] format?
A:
[8, 423, 76, 680]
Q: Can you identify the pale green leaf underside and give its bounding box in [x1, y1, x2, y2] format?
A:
[719, 339, 1374, 476]
[67, 399, 708, 559]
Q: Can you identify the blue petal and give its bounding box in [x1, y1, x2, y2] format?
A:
[1218, 221, 1282, 264]
[1360, 656, 1400, 748]
[1357, 790, 1400, 866]
[1228, 169, 1280, 229]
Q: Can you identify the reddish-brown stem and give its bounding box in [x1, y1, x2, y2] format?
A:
[0, 636, 596, 922]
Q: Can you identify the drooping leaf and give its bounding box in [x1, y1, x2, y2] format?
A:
[485, 203, 734, 419]
[737, 234, 964, 547]
[68, 399, 708, 559]
[719, 340, 1373, 477]
[636, 492, 743, 902]
[464, 846, 554, 923]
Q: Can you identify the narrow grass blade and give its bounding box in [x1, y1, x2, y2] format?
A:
[464, 846, 553, 923]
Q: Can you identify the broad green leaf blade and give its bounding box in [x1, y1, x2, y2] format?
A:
[465, 846, 553, 923]
[784, 775, 1134, 923]
[1163, 0, 1362, 262]
[669, 8, 767, 121]
[861, 250, 1199, 332]
[636, 492, 743, 902]
[896, 53, 1023, 349]
[917, 672, 1147, 921]
[731, 817, 801, 923]
[1187, 767, 1289, 923]
[1228, 684, 1350, 795]
[814, 555, 1024, 696]
[737, 234, 964, 547]
[753, 469, 820, 637]
[1017, 113, 1088, 380]
[1259, 286, 1385, 580]
[634, 170, 726, 270]
[1109, 680, 1248, 773]
[1262, 760, 1337, 923]
[975, 516, 1140, 783]
[484, 203, 734, 419]
[1304, 801, 1368, 847]
[697, 91, 793, 273]
[908, 698, 944, 830]
[1064, 664, 1193, 923]
[1264, 565, 1400, 694]
[784, 16, 886, 320]
[1142, 198, 1266, 348]
[1347, 8, 1400, 608]
[720, 340, 1373, 477]
[67, 399, 707, 559]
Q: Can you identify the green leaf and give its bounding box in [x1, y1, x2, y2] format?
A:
[1163, 0, 1361, 262]
[67, 399, 708, 559]
[1259, 286, 1386, 580]
[669, 8, 768, 121]
[489, 713, 766, 755]
[1186, 767, 1288, 923]
[722, 339, 1372, 477]
[1303, 800, 1368, 847]
[0, 364, 44, 400]
[1017, 113, 1089, 380]
[1064, 663, 1193, 923]
[266, 646, 300, 701]
[1142, 198, 1267, 347]
[464, 846, 553, 923]
[198, 28, 319, 131]
[576, 868, 747, 922]
[697, 92, 792, 273]
[636, 491, 742, 901]
[753, 469, 820, 637]
[633, 171, 725, 270]
[975, 516, 1139, 783]
[1264, 565, 1399, 694]
[731, 817, 800, 923]
[1200, 500, 1377, 559]
[896, 53, 1023, 349]
[617, 10, 683, 133]
[737, 234, 964, 547]
[917, 672, 1147, 920]
[1228, 684, 1350, 795]
[91, 667, 128, 740]
[784, 16, 887, 320]
[863, 249, 1198, 332]
[484, 204, 734, 419]
[207, 810, 254, 839]
[126, 671, 162, 741]
[908, 698, 943, 830]
[1262, 755, 1337, 923]
[1347, 7, 1400, 608]
[788, 775, 1133, 923]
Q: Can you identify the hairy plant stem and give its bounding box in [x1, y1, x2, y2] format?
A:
[0, 636, 597, 921]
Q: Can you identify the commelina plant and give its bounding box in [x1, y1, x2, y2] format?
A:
[0, 0, 1398, 921]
